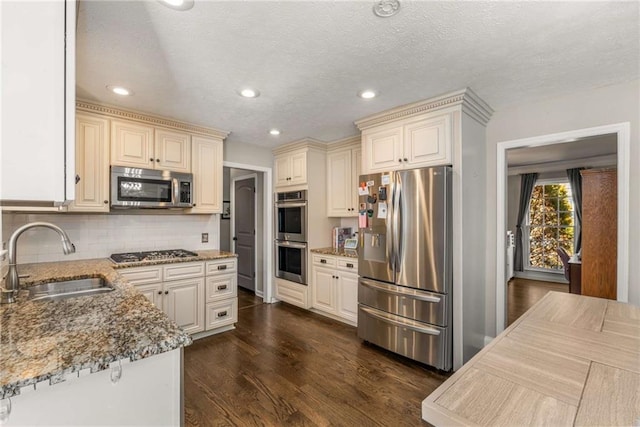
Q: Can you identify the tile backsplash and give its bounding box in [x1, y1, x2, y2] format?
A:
[2, 212, 220, 264]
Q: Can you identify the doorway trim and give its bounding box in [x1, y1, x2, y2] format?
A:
[496, 122, 630, 334]
[230, 173, 258, 294]
[224, 161, 274, 304]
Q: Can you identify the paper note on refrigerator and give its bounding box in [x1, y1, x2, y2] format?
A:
[377, 202, 387, 219]
[359, 212, 367, 228]
[381, 174, 390, 185]
[358, 186, 370, 196]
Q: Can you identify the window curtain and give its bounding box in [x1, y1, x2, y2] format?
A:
[514, 173, 538, 271]
[566, 167, 584, 254]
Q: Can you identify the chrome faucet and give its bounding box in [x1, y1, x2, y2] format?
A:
[1, 222, 76, 304]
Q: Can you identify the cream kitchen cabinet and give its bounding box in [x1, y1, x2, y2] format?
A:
[111, 119, 191, 173]
[190, 136, 223, 214]
[274, 151, 307, 187]
[119, 262, 205, 335]
[310, 254, 358, 324]
[326, 145, 361, 217]
[362, 113, 451, 173]
[204, 258, 238, 331]
[69, 113, 110, 212]
[0, 0, 75, 204]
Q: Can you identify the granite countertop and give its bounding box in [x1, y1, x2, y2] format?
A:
[0, 252, 240, 399]
[310, 247, 358, 259]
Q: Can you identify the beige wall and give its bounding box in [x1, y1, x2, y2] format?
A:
[485, 79, 640, 337]
[224, 140, 273, 168]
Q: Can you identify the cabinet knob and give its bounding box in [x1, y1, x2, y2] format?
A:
[149, 158, 154, 162]
[75, 174, 81, 184]
[398, 158, 402, 162]
[403, 158, 408, 162]
[157, 291, 162, 295]
[335, 276, 339, 279]
[164, 290, 169, 295]
[156, 159, 160, 162]
[104, 200, 109, 204]
[193, 204, 196, 207]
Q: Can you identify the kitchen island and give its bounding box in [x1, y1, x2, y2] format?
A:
[422, 291, 640, 426]
[0, 257, 196, 425]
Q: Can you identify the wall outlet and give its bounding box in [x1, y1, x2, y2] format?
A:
[201, 233, 209, 243]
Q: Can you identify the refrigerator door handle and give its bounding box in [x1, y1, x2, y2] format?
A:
[360, 306, 441, 336]
[360, 279, 442, 303]
[393, 171, 402, 274]
[387, 175, 395, 273]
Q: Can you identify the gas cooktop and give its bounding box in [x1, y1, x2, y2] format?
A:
[109, 249, 198, 264]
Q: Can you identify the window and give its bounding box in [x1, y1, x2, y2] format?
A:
[525, 180, 574, 271]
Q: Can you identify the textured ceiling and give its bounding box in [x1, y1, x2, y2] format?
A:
[76, 1, 639, 148]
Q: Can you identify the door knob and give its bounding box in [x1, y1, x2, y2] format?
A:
[233, 237, 238, 241]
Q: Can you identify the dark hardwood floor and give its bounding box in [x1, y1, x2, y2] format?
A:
[507, 278, 569, 325]
[184, 288, 449, 426]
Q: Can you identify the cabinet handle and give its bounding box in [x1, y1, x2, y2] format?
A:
[217, 311, 228, 318]
[217, 265, 227, 270]
[217, 285, 228, 290]
[346, 263, 354, 268]
[164, 290, 169, 295]
[320, 259, 327, 264]
[75, 174, 81, 184]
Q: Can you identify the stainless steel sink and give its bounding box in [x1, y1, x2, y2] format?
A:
[28, 278, 114, 302]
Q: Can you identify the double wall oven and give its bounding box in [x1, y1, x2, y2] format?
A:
[275, 190, 307, 285]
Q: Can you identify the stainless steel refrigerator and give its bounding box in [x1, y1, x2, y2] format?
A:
[357, 166, 452, 371]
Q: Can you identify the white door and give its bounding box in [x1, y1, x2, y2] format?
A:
[234, 177, 256, 292]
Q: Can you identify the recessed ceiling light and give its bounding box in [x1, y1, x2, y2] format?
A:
[373, 0, 400, 17]
[269, 129, 281, 136]
[358, 90, 377, 99]
[106, 85, 133, 96]
[158, 0, 194, 11]
[238, 88, 260, 98]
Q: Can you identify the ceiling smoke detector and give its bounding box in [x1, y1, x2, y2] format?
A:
[373, 0, 400, 18]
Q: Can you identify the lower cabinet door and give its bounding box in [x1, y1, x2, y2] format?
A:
[205, 298, 238, 330]
[312, 266, 336, 314]
[165, 277, 205, 334]
[337, 272, 358, 323]
[133, 282, 164, 308]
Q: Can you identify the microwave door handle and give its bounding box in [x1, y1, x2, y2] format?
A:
[172, 178, 179, 205]
[275, 240, 306, 249]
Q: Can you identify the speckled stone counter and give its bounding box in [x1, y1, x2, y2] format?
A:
[310, 247, 358, 258]
[0, 258, 194, 399]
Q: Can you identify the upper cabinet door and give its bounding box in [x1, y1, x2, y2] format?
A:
[155, 129, 191, 173]
[289, 152, 307, 186]
[363, 126, 403, 173]
[111, 119, 154, 168]
[0, 0, 75, 203]
[69, 114, 110, 212]
[327, 150, 353, 217]
[190, 136, 223, 214]
[274, 155, 291, 187]
[403, 114, 451, 168]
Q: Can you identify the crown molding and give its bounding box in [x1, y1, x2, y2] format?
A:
[354, 88, 494, 130]
[76, 100, 230, 139]
[272, 137, 327, 155]
[326, 135, 361, 151]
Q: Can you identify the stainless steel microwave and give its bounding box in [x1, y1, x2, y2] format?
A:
[111, 166, 193, 208]
[275, 190, 307, 242]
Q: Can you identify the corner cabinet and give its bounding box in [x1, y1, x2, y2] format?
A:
[274, 151, 307, 187]
[326, 137, 361, 217]
[0, 0, 75, 204]
[361, 112, 452, 173]
[68, 113, 110, 212]
[190, 136, 223, 214]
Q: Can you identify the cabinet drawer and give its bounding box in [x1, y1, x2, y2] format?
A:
[119, 266, 163, 285]
[205, 273, 237, 302]
[163, 262, 205, 281]
[205, 298, 238, 330]
[205, 258, 237, 275]
[336, 258, 358, 272]
[312, 254, 336, 268]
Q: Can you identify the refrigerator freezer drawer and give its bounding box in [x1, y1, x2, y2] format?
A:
[358, 278, 448, 327]
[357, 305, 451, 371]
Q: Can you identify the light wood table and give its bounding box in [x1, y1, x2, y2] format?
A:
[422, 292, 640, 426]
